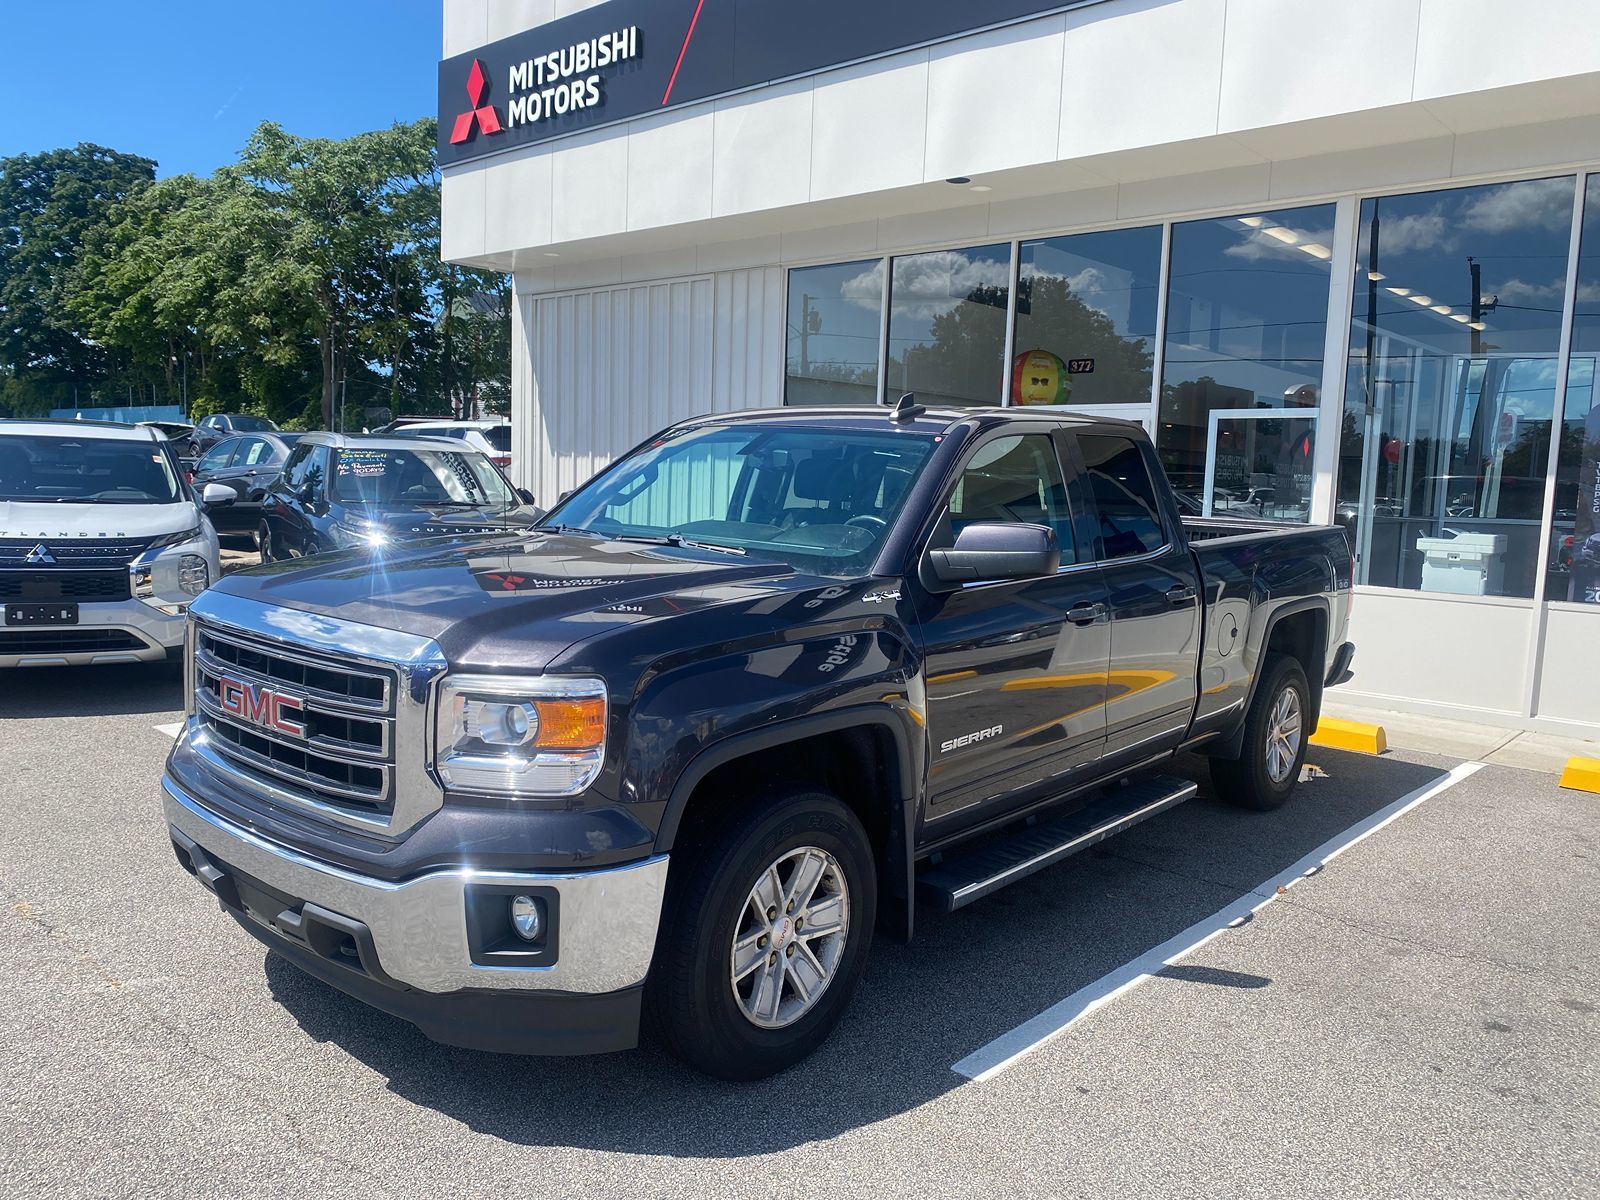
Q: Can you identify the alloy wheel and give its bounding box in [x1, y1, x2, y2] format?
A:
[729, 846, 850, 1030]
[1265, 685, 1304, 784]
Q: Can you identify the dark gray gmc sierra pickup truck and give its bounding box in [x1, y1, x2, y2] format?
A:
[163, 402, 1354, 1079]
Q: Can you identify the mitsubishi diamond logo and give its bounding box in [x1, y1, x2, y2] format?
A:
[25, 544, 54, 565]
[449, 59, 503, 145]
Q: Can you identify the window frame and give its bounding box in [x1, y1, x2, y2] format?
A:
[915, 425, 1084, 588]
[1063, 428, 1176, 565]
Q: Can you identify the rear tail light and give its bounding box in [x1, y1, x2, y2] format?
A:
[491, 455, 512, 468]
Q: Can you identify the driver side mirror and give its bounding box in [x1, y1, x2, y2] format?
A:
[200, 482, 236, 510]
[928, 522, 1059, 587]
[516, 487, 538, 506]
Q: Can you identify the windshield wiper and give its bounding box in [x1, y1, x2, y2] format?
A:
[614, 532, 746, 556]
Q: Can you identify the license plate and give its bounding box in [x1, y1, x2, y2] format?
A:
[5, 603, 79, 626]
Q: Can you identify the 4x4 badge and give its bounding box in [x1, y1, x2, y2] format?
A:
[24, 543, 54, 565]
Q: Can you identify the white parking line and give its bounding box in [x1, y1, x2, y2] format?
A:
[153, 722, 182, 739]
[951, 761, 1487, 1082]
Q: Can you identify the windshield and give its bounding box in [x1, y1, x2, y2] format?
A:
[0, 434, 181, 504]
[544, 423, 937, 575]
[230, 415, 277, 432]
[329, 447, 516, 507]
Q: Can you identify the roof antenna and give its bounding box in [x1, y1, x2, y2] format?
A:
[889, 391, 925, 423]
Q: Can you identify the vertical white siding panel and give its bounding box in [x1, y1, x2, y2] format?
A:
[516, 266, 787, 499]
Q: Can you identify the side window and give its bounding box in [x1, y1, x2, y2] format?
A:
[281, 443, 313, 489]
[303, 447, 329, 502]
[945, 434, 1076, 565]
[197, 440, 235, 474]
[239, 438, 271, 467]
[1077, 434, 1166, 560]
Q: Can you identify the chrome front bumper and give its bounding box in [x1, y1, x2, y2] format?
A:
[163, 775, 668, 995]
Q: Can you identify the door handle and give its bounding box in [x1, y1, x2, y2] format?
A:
[1066, 603, 1105, 626]
[1165, 585, 1197, 604]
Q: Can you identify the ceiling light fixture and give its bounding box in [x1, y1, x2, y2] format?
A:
[970, 185, 992, 193]
[1408, 294, 1433, 305]
[1431, 304, 1452, 314]
[1450, 314, 1471, 323]
[1469, 321, 1487, 331]
[1386, 286, 1411, 297]
[1237, 216, 1266, 228]
[1300, 243, 1333, 259]
[1368, 271, 1387, 282]
[1262, 226, 1300, 244]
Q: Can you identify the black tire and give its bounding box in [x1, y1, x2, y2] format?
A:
[1211, 653, 1310, 811]
[258, 522, 275, 564]
[647, 788, 876, 1081]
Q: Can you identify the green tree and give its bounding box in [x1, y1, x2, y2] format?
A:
[228, 120, 438, 428]
[0, 144, 155, 413]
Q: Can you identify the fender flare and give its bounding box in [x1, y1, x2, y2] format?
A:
[654, 704, 918, 855]
[1214, 596, 1330, 759]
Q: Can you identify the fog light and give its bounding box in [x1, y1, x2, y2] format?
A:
[509, 894, 543, 941]
[178, 555, 209, 596]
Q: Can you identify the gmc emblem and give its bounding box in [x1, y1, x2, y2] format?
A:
[217, 676, 307, 738]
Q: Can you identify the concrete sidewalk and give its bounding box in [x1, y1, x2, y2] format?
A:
[1321, 696, 1600, 775]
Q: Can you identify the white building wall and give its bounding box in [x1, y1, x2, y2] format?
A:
[514, 267, 783, 501]
[442, 0, 1600, 269]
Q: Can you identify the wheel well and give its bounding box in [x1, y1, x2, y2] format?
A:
[1265, 607, 1327, 723]
[669, 726, 900, 870]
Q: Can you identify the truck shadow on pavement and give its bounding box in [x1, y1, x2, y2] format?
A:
[0, 662, 183, 719]
[262, 748, 1450, 1157]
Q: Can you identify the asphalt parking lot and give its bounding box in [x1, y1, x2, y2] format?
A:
[2, 666, 1596, 1198]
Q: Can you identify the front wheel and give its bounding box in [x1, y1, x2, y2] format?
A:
[1211, 653, 1310, 811]
[648, 788, 876, 1080]
[258, 522, 275, 564]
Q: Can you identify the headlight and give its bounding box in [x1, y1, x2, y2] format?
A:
[147, 524, 203, 550]
[178, 555, 209, 596]
[435, 675, 607, 797]
[333, 519, 390, 547]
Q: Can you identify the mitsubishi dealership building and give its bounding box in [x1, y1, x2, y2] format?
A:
[438, 0, 1600, 738]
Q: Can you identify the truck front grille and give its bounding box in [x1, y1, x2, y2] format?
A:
[0, 569, 131, 601]
[192, 623, 397, 821]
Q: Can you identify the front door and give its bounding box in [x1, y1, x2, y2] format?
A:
[1070, 430, 1201, 765]
[917, 432, 1111, 824]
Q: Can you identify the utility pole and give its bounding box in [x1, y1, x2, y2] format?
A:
[1469, 257, 1483, 357]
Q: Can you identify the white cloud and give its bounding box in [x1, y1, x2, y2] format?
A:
[888, 250, 1011, 321]
[838, 261, 885, 312]
[1369, 211, 1452, 256]
[1493, 276, 1565, 305]
[1459, 177, 1575, 235]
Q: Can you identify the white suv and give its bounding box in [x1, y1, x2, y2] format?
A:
[0, 421, 227, 667]
[389, 420, 512, 470]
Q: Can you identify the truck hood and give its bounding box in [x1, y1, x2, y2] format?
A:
[207, 531, 801, 667]
[0, 499, 199, 540]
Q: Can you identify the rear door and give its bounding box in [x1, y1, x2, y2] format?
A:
[916, 430, 1111, 825]
[1068, 429, 1201, 765]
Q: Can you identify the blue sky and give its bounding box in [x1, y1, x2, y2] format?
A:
[0, 0, 441, 177]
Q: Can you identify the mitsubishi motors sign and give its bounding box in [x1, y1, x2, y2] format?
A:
[438, 0, 1111, 166]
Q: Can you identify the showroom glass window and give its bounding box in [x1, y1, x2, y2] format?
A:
[785, 260, 884, 406]
[886, 244, 1012, 406]
[1158, 204, 1336, 521]
[1011, 225, 1161, 409]
[1338, 177, 1577, 598]
[1555, 176, 1600, 605]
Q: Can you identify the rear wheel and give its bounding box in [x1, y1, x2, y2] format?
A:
[1211, 653, 1310, 811]
[648, 788, 876, 1080]
[258, 522, 275, 564]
